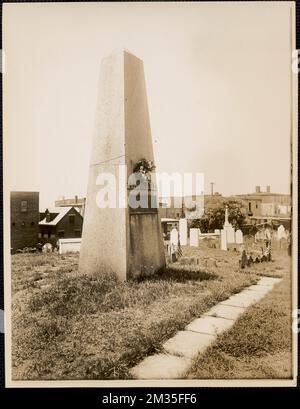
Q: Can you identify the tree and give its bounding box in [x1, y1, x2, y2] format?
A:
[190, 200, 247, 233]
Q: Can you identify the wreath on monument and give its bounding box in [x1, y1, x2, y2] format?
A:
[128, 159, 155, 190]
[133, 158, 156, 178]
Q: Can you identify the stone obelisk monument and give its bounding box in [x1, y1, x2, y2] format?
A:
[223, 205, 235, 244]
[79, 50, 165, 280]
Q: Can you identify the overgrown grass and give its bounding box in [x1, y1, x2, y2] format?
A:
[11, 247, 286, 380]
[186, 252, 292, 379]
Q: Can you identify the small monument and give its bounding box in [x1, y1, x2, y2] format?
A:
[190, 228, 199, 246]
[179, 218, 188, 246]
[169, 227, 179, 262]
[277, 225, 285, 240]
[223, 205, 235, 244]
[235, 229, 243, 244]
[79, 50, 165, 280]
[220, 229, 227, 251]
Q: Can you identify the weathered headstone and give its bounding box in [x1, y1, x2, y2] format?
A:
[240, 250, 248, 269]
[277, 225, 285, 240]
[79, 50, 165, 280]
[42, 243, 53, 253]
[179, 218, 188, 246]
[235, 229, 243, 244]
[59, 238, 81, 254]
[226, 227, 235, 244]
[169, 227, 179, 262]
[220, 229, 227, 251]
[206, 258, 217, 269]
[190, 228, 199, 246]
[170, 228, 179, 246]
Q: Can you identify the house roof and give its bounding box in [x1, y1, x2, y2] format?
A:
[39, 206, 79, 226]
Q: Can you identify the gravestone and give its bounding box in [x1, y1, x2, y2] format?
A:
[235, 229, 243, 244]
[169, 227, 179, 262]
[79, 50, 165, 280]
[277, 225, 285, 240]
[226, 227, 235, 243]
[59, 238, 81, 254]
[42, 243, 53, 253]
[240, 250, 248, 269]
[220, 229, 227, 251]
[190, 228, 199, 246]
[206, 258, 217, 269]
[170, 228, 179, 247]
[179, 218, 188, 246]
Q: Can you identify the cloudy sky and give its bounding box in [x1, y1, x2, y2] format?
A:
[3, 2, 295, 209]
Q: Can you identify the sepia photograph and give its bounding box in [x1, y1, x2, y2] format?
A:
[2, 1, 297, 387]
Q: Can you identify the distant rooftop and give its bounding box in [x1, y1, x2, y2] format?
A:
[39, 206, 81, 226]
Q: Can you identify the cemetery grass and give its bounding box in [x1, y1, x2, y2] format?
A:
[11, 248, 283, 380]
[186, 251, 293, 379]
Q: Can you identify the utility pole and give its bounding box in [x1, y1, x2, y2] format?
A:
[210, 182, 215, 196]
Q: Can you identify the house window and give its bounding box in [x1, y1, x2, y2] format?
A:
[31, 221, 35, 226]
[20, 200, 28, 213]
[12, 222, 15, 227]
[69, 215, 75, 224]
[43, 233, 48, 238]
[38, 233, 42, 238]
[248, 202, 252, 212]
[256, 203, 258, 209]
[75, 229, 81, 237]
[58, 230, 65, 238]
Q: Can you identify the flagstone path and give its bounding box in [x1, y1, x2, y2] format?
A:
[129, 276, 282, 379]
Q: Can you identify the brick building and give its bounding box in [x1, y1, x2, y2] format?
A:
[10, 191, 40, 251]
[235, 186, 291, 220]
[39, 206, 83, 246]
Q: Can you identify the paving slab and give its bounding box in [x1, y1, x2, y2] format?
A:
[238, 289, 265, 302]
[256, 277, 282, 287]
[130, 353, 191, 379]
[185, 316, 234, 335]
[163, 331, 215, 358]
[220, 293, 259, 308]
[205, 304, 246, 320]
[247, 284, 271, 294]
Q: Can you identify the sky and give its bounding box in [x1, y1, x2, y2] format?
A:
[3, 2, 295, 210]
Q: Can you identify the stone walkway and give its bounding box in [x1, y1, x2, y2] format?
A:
[130, 276, 282, 379]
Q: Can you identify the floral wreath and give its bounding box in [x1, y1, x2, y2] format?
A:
[133, 158, 156, 177]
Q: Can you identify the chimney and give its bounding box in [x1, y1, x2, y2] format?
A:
[266, 186, 271, 193]
[46, 211, 51, 223]
[75, 195, 78, 203]
[255, 186, 260, 193]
